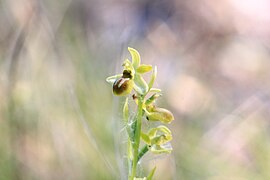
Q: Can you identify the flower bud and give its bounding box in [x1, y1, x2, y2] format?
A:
[113, 78, 133, 96]
[146, 105, 174, 124]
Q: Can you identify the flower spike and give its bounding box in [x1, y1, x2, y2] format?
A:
[106, 47, 175, 179]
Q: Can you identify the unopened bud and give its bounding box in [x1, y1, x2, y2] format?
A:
[146, 105, 174, 124]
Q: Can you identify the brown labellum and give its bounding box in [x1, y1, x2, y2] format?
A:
[113, 78, 133, 96]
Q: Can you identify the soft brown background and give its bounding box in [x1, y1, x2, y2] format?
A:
[1, 0, 270, 179]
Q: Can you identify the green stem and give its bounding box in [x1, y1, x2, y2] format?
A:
[129, 96, 144, 180]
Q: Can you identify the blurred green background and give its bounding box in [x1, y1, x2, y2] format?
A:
[1, 0, 270, 179]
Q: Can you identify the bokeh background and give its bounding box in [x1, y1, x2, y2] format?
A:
[1, 0, 270, 179]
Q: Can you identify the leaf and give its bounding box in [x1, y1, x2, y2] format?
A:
[147, 167, 156, 180]
[148, 66, 157, 91]
[123, 97, 129, 123]
[133, 74, 148, 95]
[128, 47, 141, 68]
[136, 64, 152, 74]
[128, 120, 136, 143]
[106, 74, 122, 85]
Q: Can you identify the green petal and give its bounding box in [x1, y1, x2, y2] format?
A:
[136, 64, 152, 74]
[128, 47, 141, 68]
[106, 74, 122, 85]
[149, 88, 161, 93]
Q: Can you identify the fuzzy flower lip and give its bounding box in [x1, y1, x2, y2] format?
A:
[113, 78, 133, 96]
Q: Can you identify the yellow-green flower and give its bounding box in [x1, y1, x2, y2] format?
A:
[106, 47, 154, 96]
[141, 125, 173, 154]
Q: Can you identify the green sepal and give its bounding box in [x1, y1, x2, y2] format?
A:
[136, 64, 152, 74]
[106, 74, 122, 85]
[147, 167, 156, 180]
[128, 47, 141, 68]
